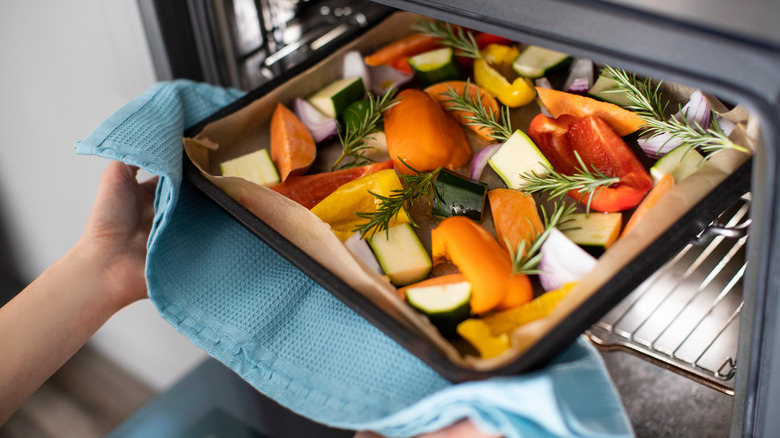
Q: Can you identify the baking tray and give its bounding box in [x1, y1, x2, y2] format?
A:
[181, 12, 754, 382]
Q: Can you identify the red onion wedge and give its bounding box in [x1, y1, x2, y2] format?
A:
[343, 50, 371, 93]
[638, 89, 712, 158]
[368, 65, 413, 95]
[344, 232, 383, 275]
[538, 228, 598, 292]
[469, 143, 502, 180]
[563, 59, 594, 94]
[293, 98, 339, 143]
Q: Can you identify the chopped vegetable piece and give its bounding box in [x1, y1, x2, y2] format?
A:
[310, 169, 410, 241]
[536, 87, 644, 136]
[270, 103, 316, 182]
[488, 129, 551, 189]
[512, 45, 571, 78]
[219, 149, 280, 186]
[292, 98, 338, 143]
[270, 160, 394, 209]
[368, 223, 432, 286]
[482, 283, 575, 336]
[408, 47, 463, 87]
[562, 212, 622, 256]
[649, 144, 704, 183]
[469, 143, 501, 180]
[587, 74, 635, 107]
[424, 80, 500, 142]
[364, 33, 441, 69]
[621, 173, 675, 238]
[307, 77, 365, 119]
[384, 89, 473, 174]
[431, 216, 515, 314]
[497, 274, 534, 311]
[474, 58, 536, 108]
[538, 229, 597, 292]
[456, 319, 510, 359]
[406, 280, 471, 337]
[398, 273, 467, 300]
[488, 188, 544, 255]
[344, 232, 383, 275]
[431, 169, 488, 222]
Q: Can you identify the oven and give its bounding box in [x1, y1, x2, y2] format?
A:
[137, 0, 780, 435]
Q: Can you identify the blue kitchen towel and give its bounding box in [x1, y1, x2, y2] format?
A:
[74, 79, 633, 438]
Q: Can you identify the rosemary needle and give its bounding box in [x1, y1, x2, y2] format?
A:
[411, 19, 482, 60]
[518, 152, 619, 214]
[353, 166, 442, 237]
[332, 87, 399, 171]
[508, 202, 577, 275]
[441, 80, 514, 143]
[602, 66, 748, 157]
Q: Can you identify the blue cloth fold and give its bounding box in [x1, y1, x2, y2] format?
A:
[74, 79, 633, 438]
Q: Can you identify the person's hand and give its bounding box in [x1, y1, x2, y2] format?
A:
[354, 420, 502, 438]
[74, 160, 159, 307]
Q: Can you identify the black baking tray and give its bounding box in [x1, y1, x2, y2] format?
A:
[181, 9, 754, 382]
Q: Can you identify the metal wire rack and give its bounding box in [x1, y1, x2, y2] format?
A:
[586, 194, 751, 396]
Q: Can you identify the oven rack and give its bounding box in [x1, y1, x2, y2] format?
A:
[586, 194, 751, 396]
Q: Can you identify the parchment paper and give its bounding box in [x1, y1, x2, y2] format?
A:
[183, 11, 758, 370]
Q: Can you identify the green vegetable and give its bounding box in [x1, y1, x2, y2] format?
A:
[342, 99, 371, 130]
[367, 223, 432, 286]
[431, 169, 488, 222]
[488, 130, 551, 189]
[408, 47, 463, 87]
[307, 76, 365, 119]
[406, 281, 471, 337]
[512, 45, 571, 78]
[649, 144, 704, 183]
[219, 149, 280, 186]
[587, 74, 635, 107]
[561, 212, 622, 257]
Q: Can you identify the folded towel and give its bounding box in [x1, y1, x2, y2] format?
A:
[74, 80, 633, 438]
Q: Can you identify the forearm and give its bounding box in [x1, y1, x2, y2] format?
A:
[0, 247, 127, 424]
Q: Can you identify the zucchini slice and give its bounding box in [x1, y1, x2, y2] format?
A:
[512, 45, 571, 78]
[219, 149, 280, 186]
[587, 75, 635, 107]
[408, 47, 463, 87]
[307, 76, 365, 119]
[488, 130, 551, 189]
[562, 212, 622, 256]
[367, 223, 432, 286]
[432, 169, 488, 222]
[406, 281, 471, 337]
[649, 144, 704, 183]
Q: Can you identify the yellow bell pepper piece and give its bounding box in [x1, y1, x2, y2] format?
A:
[311, 169, 409, 241]
[482, 282, 576, 336]
[456, 319, 510, 359]
[474, 44, 536, 107]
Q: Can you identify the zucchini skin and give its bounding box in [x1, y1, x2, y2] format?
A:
[431, 169, 488, 222]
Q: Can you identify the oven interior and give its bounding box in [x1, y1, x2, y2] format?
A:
[138, 0, 780, 435]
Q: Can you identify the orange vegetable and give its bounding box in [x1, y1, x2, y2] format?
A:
[488, 188, 544, 254]
[497, 274, 534, 311]
[270, 103, 316, 181]
[364, 33, 440, 67]
[536, 87, 645, 137]
[621, 172, 675, 238]
[431, 216, 514, 314]
[397, 273, 467, 300]
[424, 81, 500, 142]
[384, 89, 473, 174]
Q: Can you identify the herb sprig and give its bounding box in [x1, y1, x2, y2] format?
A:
[518, 152, 619, 214]
[508, 202, 577, 275]
[353, 166, 442, 237]
[602, 66, 748, 157]
[332, 87, 399, 170]
[411, 20, 482, 60]
[441, 80, 513, 143]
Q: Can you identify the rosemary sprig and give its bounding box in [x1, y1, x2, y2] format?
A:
[518, 152, 619, 214]
[353, 166, 442, 237]
[602, 66, 748, 157]
[508, 202, 577, 275]
[441, 80, 514, 143]
[332, 87, 399, 170]
[411, 19, 482, 60]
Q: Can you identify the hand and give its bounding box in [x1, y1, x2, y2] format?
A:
[354, 420, 503, 438]
[75, 161, 159, 306]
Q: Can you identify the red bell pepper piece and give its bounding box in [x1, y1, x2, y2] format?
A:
[270, 160, 394, 209]
[528, 114, 653, 212]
